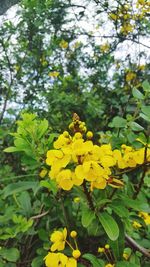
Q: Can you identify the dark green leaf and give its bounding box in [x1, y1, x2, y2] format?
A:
[82, 253, 104, 267]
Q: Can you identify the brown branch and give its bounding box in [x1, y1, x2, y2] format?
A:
[30, 210, 49, 220]
[82, 180, 95, 211]
[0, 39, 13, 124]
[133, 145, 148, 199]
[125, 234, 150, 258]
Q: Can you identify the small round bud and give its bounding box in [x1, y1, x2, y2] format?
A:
[105, 244, 110, 249]
[74, 132, 82, 139]
[82, 126, 87, 133]
[70, 231, 77, 238]
[63, 131, 69, 137]
[98, 247, 104, 253]
[72, 250, 81, 259]
[86, 131, 93, 139]
[79, 124, 83, 130]
[69, 122, 74, 130]
[73, 197, 80, 203]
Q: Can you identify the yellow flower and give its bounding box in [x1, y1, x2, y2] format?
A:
[126, 72, 136, 82]
[48, 71, 59, 78]
[109, 13, 117, 20]
[54, 134, 71, 149]
[44, 252, 68, 267]
[75, 161, 104, 182]
[123, 252, 130, 260]
[139, 212, 150, 225]
[105, 264, 115, 267]
[132, 221, 142, 229]
[100, 43, 110, 53]
[50, 228, 67, 252]
[66, 258, 77, 267]
[121, 23, 134, 35]
[59, 40, 68, 49]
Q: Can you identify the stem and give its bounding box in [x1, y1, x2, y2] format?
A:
[82, 181, 95, 211]
[133, 145, 148, 199]
[125, 234, 150, 258]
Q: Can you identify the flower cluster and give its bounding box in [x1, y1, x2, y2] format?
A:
[109, 2, 150, 35]
[46, 116, 150, 191]
[44, 228, 80, 267]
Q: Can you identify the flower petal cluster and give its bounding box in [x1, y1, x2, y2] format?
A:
[50, 228, 67, 252]
[44, 252, 76, 267]
[46, 119, 150, 191]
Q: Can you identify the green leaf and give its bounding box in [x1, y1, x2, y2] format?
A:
[40, 179, 58, 195]
[97, 212, 119, 241]
[109, 219, 125, 260]
[142, 80, 150, 92]
[81, 208, 96, 228]
[0, 248, 20, 262]
[82, 253, 104, 267]
[140, 112, 150, 122]
[141, 106, 150, 118]
[2, 181, 39, 198]
[121, 196, 150, 212]
[116, 261, 139, 267]
[109, 116, 127, 128]
[109, 202, 129, 218]
[4, 146, 22, 153]
[129, 122, 144, 132]
[18, 191, 32, 217]
[132, 88, 144, 100]
[37, 119, 48, 138]
[31, 256, 44, 267]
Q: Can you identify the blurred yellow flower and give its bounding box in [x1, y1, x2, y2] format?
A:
[59, 40, 69, 49]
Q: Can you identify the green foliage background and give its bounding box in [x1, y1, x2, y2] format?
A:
[0, 0, 150, 266]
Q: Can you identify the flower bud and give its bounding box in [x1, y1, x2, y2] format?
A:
[72, 250, 81, 259]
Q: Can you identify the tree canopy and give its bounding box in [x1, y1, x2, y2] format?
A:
[0, 1, 150, 266]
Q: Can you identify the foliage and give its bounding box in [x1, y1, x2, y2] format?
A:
[0, 0, 150, 266]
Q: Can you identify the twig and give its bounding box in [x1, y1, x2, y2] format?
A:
[30, 210, 49, 220]
[133, 144, 148, 199]
[125, 234, 150, 258]
[82, 180, 95, 211]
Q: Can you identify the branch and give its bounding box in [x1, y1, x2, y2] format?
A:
[125, 234, 150, 258]
[82, 181, 95, 211]
[30, 210, 49, 220]
[133, 145, 148, 199]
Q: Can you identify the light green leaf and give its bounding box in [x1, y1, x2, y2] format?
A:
[4, 146, 22, 153]
[141, 106, 150, 118]
[142, 80, 150, 92]
[109, 116, 127, 128]
[37, 119, 48, 138]
[129, 122, 144, 132]
[132, 88, 144, 100]
[97, 212, 119, 241]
